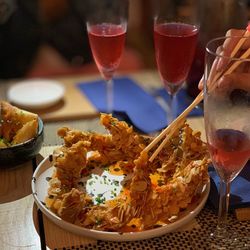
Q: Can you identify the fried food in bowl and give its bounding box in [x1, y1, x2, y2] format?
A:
[0, 101, 44, 166]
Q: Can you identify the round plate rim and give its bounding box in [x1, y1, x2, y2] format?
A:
[32, 156, 210, 241]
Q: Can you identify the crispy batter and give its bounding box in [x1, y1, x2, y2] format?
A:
[52, 141, 89, 187]
[0, 101, 38, 146]
[46, 113, 210, 231]
[57, 114, 149, 165]
[58, 188, 92, 224]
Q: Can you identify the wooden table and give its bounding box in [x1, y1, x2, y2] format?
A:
[0, 71, 249, 250]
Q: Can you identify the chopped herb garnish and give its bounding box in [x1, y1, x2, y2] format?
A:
[111, 190, 116, 196]
[113, 180, 119, 186]
[103, 165, 110, 171]
[95, 194, 106, 205]
[89, 180, 95, 186]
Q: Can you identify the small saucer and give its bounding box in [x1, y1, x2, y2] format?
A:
[7, 79, 65, 109]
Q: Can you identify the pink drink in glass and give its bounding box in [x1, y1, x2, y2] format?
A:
[154, 22, 198, 94]
[87, 23, 126, 81]
[208, 128, 250, 181]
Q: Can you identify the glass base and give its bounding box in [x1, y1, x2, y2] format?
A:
[209, 228, 237, 249]
[190, 227, 250, 249]
[209, 234, 250, 250]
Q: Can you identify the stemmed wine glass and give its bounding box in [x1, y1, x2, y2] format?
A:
[204, 36, 250, 248]
[86, 0, 128, 113]
[153, 0, 199, 123]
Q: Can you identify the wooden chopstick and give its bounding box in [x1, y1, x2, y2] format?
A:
[208, 29, 250, 92]
[209, 32, 250, 93]
[148, 91, 203, 162]
[149, 118, 185, 162]
[230, 29, 250, 57]
[145, 29, 250, 162]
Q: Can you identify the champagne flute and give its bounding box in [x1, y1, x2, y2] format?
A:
[204, 36, 250, 248]
[153, 0, 199, 123]
[86, 0, 128, 113]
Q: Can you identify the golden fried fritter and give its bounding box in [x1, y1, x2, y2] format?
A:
[46, 114, 210, 231]
[0, 101, 38, 145]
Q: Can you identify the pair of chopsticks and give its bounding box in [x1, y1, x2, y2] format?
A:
[143, 27, 250, 162]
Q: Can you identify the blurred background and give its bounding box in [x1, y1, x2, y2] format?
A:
[0, 0, 249, 90]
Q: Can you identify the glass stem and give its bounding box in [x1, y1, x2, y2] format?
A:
[167, 94, 177, 124]
[217, 180, 230, 234]
[106, 78, 113, 114]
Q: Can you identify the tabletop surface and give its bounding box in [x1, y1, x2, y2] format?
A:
[0, 71, 249, 250]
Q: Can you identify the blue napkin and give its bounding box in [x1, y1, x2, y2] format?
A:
[77, 77, 202, 134]
[154, 88, 203, 117]
[208, 161, 250, 210]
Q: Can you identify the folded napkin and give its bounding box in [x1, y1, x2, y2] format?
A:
[77, 77, 165, 133]
[208, 161, 250, 211]
[77, 77, 203, 134]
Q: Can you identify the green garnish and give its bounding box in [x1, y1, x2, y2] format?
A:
[113, 180, 119, 186]
[103, 165, 110, 171]
[95, 194, 106, 205]
[89, 180, 95, 186]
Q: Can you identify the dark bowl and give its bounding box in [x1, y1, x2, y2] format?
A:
[0, 117, 44, 167]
